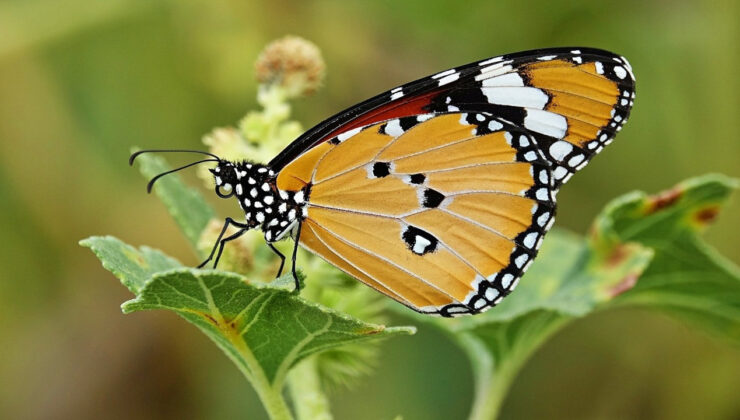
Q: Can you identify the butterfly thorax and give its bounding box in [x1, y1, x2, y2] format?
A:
[211, 161, 308, 242]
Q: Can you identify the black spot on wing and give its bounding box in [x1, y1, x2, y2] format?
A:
[399, 116, 419, 131]
[409, 173, 426, 184]
[422, 189, 445, 208]
[372, 162, 390, 178]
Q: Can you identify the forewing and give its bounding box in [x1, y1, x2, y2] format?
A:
[270, 47, 635, 190]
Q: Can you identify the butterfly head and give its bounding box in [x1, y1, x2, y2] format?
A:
[209, 161, 240, 198]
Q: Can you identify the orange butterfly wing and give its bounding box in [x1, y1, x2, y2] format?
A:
[273, 49, 634, 316]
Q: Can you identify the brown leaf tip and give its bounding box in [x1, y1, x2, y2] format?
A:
[646, 188, 683, 214]
[694, 206, 720, 225]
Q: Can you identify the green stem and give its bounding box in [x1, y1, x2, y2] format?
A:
[456, 314, 570, 420]
[227, 332, 295, 420]
[287, 356, 333, 420]
[457, 334, 515, 420]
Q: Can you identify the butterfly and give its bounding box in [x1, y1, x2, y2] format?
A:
[131, 47, 635, 317]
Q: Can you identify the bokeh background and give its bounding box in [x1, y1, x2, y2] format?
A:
[1, 1, 739, 419]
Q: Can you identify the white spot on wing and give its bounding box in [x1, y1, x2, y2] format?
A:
[538, 211, 550, 226]
[488, 120, 503, 131]
[524, 109, 568, 138]
[538, 169, 549, 184]
[385, 119, 404, 137]
[337, 127, 362, 142]
[535, 188, 550, 201]
[485, 288, 500, 301]
[568, 154, 585, 167]
[479, 56, 504, 66]
[475, 63, 513, 80]
[523, 232, 538, 248]
[549, 140, 574, 161]
[481, 73, 524, 87]
[613, 66, 627, 79]
[553, 166, 569, 180]
[500, 273, 514, 288]
[413, 235, 431, 254]
[482, 87, 549, 108]
[432, 69, 456, 79]
[595, 62, 604, 74]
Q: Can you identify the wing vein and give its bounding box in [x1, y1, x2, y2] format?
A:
[303, 223, 419, 308]
[309, 216, 471, 308]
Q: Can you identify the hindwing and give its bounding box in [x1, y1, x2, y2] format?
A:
[278, 113, 556, 316]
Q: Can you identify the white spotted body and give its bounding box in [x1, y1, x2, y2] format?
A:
[210, 161, 308, 242]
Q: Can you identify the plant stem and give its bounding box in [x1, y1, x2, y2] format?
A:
[227, 336, 295, 420]
[457, 334, 515, 420]
[456, 314, 569, 420]
[287, 356, 333, 420]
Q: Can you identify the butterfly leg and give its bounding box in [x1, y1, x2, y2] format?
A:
[212, 228, 248, 269]
[197, 217, 249, 269]
[266, 242, 286, 278]
[289, 223, 302, 292]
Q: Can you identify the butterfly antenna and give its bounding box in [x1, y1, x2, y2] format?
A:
[145, 158, 219, 193]
[129, 149, 221, 166]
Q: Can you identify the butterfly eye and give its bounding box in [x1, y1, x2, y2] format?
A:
[216, 184, 234, 198]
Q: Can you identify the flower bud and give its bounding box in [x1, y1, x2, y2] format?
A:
[255, 36, 325, 98]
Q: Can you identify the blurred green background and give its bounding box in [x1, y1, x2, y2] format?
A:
[1, 1, 739, 419]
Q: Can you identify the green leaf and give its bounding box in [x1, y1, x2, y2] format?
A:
[132, 152, 216, 248]
[122, 268, 414, 384]
[596, 174, 740, 341]
[422, 229, 653, 420]
[82, 235, 415, 420]
[79, 235, 182, 294]
[405, 174, 738, 420]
